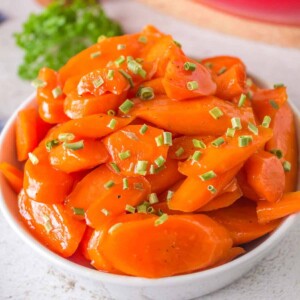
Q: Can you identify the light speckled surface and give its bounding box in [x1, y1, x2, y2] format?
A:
[1, 0, 300, 299]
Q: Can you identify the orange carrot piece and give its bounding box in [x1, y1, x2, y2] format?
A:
[131, 95, 255, 136]
[16, 108, 38, 161]
[257, 192, 300, 223]
[236, 168, 260, 202]
[212, 247, 246, 268]
[18, 190, 86, 257]
[101, 214, 232, 278]
[244, 151, 285, 202]
[79, 226, 94, 261]
[0, 162, 23, 193]
[103, 125, 169, 176]
[207, 199, 281, 245]
[129, 78, 166, 98]
[49, 140, 109, 173]
[39, 99, 69, 124]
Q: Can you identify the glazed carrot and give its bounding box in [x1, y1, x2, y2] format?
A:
[0, 162, 23, 193]
[257, 192, 300, 224]
[168, 164, 242, 212]
[215, 64, 246, 100]
[103, 125, 169, 176]
[64, 91, 127, 119]
[23, 146, 75, 204]
[251, 87, 287, 123]
[131, 95, 255, 136]
[244, 151, 285, 202]
[145, 158, 184, 194]
[79, 226, 94, 261]
[18, 190, 86, 257]
[212, 247, 245, 268]
[39, 99, 69, 124]
[179, 126, 273, 176]
[16, 108, 38, 161]
[49, 140, 109, 173]
[207, 199, 281, 245]
[85, 176, 150, 229]
[36, 113, 53, 142]
[236, 168, 260, 201]
[265, 103, 298, 192]
[129, 78, 166, 98]
[101, 214, 232, 278]
[162, 57, 217, 100]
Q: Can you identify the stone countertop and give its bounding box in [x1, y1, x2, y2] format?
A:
[1, 0, 300, 299]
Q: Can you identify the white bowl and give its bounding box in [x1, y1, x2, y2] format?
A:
[0, 90, 299, 300]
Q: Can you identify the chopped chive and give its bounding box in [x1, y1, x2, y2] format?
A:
[110, 162, 120, 173]
[211, 137, 225, 148]
[157, 209, 164, 216]
[101, 208, 110, 216]
[209, 107, 224, 119]
[155, 213, 168, 226]
[118, 150, 131, 160]
[248, 122, 258, 135]
[167, 190, 174, 201]
[104, 180, 115, 189]
[90, 51, 101, 58]
[204, 62, 213, 69]
[192, 139, 206, 149]
[107, 118, 117, 130]
[134, 182, 144, 190]
[231, 117, 242, 130]
[115, 55, 125, 66]
[58, 133, 75, 142]
[118, 70, 134, 87]
[149, 164, 156, 175]
[262, 115, 271, 128]
[138, 68, 147, 79]
[274, 83, 284, 88]
[175, 147, 185, 157]
[123, 178, 129, 190]
[269, 99, 279, 110]
[269, 148, 283, 159]
[73, 207, 85, 216]
[217, 66, 227, 75]
[31, 78, 47, 88]
[108, 223, 122, 234]
[192, 150, 202, 161]
[238, 94, 247, 107]
[207, 185, 217, 194]
[187, 81, 199, 91]
[155, 135, 163, 147]
[127, 59, 146, 78]
[246, 91, 253, 99]
[28, 152, 39, 165]
[45, 139, 59, 152]
[107, 69, 114, 80]
[125, 204, 135, 213]
[199, 170, 217, 181]
[173, 40, 182, 48]
[183, 62, 197, 71]
[52, 87, 62, 99]
[283, 161, 291, 172]
[163, 132, 172, 146]
[226, 128, 236, 138]
[238, 135, 253, 147]
[139, 87, 154, 100]
[246, 78, 253, 87]
[97, 35, 106, 42]
[155, 156, 166, 167]
[147, 206, 155, 214]
[138, 35, 148, 43]
[134, 160, 148, 175]
[140, 124, 148, 135]
[63, 140, 84, 150]
[137, 202, 150, 213]
[119, 99, 134, 114]
[148, 193, 159, 204]
[107, 109, 116, 116]
[117, 44, 126, 50]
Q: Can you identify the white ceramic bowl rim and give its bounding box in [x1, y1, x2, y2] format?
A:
[0, 93, 298, 287]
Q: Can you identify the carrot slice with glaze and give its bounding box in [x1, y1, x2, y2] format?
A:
[0, 162, 23, 193]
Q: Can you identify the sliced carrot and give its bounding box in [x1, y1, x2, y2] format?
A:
[16, 108, 38, 161]
[145, 158, 184, 194]
[39, 99, 69, 124]
[0, 162, 23, 193]
[100, 214, 232, 278]
[129, 77, 166, 98]
[212, 247, 245, 268]
[257, 192, 300, 223]
[49, 140, 109, 173]
[168, 164, 241, 212]
[131, 95, 255, 136]
[36, 113, 53, 142]
[179, 126, 273, 176]
[103, 125, 169, 176]
[79, 226, 94, 261]
[236, 168, 260, 201]
[18, 190, 86, 257]
[244, 151, 285, 202]
[207, 199, 281, 245]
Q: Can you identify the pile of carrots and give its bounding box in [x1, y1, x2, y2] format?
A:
[1, 26, 299, 278]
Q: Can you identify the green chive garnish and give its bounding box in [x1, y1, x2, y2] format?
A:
[209, 107, 224, 119]
[147, 207, 155, 214]
[137, 202, 149, 213]
[231, 117, 242, 130]
[238, 94, 247, 107]
[107, 118, 117, 130]
[270, 148, 283, 159]
[31, 78, 47, 88]
[58, 133, 75, 142]
[175, 147, 185, 157]
[192, 150, 202, 161]
[107, 109, 116, 116]
[73, 207, 85, 216]
[139, 87, 154, 100]
[274, 83, 284, 88]
[199, 170, 217, 181]
[246, 78, 253, 87]
[123, 178, 129, 190]
[193, 139, 206, 149]
[110, 162, 120, 173]
[135, 160, 148, 175]
[207, 185, 217, 194]
[117, 44, 126, 50]
[155, 135, 163, 147]
[211, 137, 225, 148]
[226, 128, 235, 138]
[140, 124, 148, 135]
[148, 193, 159, 204]
[118, 150, 131, 160]
[163, 132, 172, 146]
[138, 35, 148, 43]
[28, 152, 39, 165]
[187, 81, 199, 91]
[217, 66, 227, 75]
[101, 208, 110, 216]
[183, 62, 197, 71]
[167, 190, 174, 201]
[104, 180, 115, 189]
[52, 87, 62, 99]
[155, 156, 166, 167]
[269, 99, 279, 110]
[246, 91, 253, 99]
[262, 115, 271, 128]
[45, 139, 59, 152]
[97, 35, 106, 43]
[248, 122, 258, 135]
[107, 70, 114, 80]
[115, 55, 125, 66]
[90, 51, 101, 58]
[125, 204, 135, 213]
[283, 161, 291, 172]
[118, 70, 134, 87]
[119, 99, 134, 113]
[238, 135, 253, 147]
[173, 40, 182, 48]
[63, 140, 84, 150]
[155, 213, 168, 226]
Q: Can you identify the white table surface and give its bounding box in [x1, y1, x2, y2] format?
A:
[1, 0, 300, 299]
